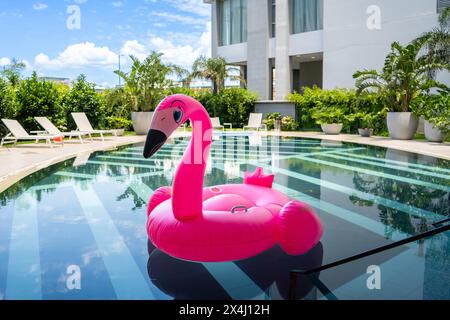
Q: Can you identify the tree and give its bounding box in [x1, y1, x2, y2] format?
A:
[189, 56, 244, 94]
[413, 7, 450, 76]
[0, 58, 26, 89]
[62, 74, 105, 130]
[0, 77, 18, 137]
[114, 53, 172, 111]
[16, 72, 63, 131]
[353, 40, 450, 112]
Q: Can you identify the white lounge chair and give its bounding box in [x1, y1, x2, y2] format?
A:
[1, 119, 62, 148]
[243, 113, 267, 131]
[35, 117, 88, 144]
[211, 118, 232, 132]
[71, 113, 118, 141]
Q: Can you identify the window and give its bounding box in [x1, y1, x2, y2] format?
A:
[219, 0, 248, 46]
[437, 0, 450, 12]
[291, 0, 323, 34]
[269, 0, 276, 38]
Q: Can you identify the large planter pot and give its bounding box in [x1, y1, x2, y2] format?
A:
[131, 112, 153, 135]
[386, 112, 419, 140]
[424, 120, 443, 143]
[321, 123, 343, 135]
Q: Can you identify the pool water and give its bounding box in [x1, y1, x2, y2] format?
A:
[0, 135, 449, 300]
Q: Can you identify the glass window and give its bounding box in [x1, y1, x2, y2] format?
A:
[269, 0, 276, 38]
[219, 0, 248, 46]
[291, 0, 323, 34]
[437, 0, 450, 13]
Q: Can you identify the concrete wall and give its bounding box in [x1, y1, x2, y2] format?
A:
[254, 101, 297, 119]
[246, 0, 270, 100]
[323, 0, 441, 89]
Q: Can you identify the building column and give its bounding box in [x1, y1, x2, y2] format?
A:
[246, 0, 270, 100]
[275, 0, 292, 100]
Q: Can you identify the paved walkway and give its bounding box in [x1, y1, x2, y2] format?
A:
[0, 136, 146, 193]
[265, 131, 450, 161]
[1, 131, 449, 193]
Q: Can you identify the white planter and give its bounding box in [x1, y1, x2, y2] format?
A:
[424, 120, 443, 143]
[131, 112, 153, 135]
[387, 112, 418, 140]
[321, 123, 343, 135]
[358, 128, 373, 137]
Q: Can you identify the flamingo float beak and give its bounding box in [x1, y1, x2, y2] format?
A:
[143, 129, 167, 159]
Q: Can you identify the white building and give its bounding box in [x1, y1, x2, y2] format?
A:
[205, 0, 450, 101]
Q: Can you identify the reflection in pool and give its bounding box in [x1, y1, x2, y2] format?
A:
[0, 135, 449, 300]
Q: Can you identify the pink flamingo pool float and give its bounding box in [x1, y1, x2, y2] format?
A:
[143, 94, 323, 262]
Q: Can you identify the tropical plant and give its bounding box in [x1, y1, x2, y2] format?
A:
[189, 56, 244, 94]
[263, 113, 299, 131]
[15, 72, 63, 131]
[311, 105, 347, 125]
[416, 93, 450, 136]
[105, 116, 133, 131]
[115, 53, 172, 111]
[353, 40, 450, 113]
[0, 58, 26, 89]
[61, 74, 105, 130]
[413, 7, 450, 75]
[346, 112, 378, 129]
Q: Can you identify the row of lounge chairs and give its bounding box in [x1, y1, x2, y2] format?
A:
[1, 113, 117, 148]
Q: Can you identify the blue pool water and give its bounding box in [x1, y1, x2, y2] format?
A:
[0, 135, 449, 300]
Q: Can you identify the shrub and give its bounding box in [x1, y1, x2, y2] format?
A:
[62, 75, 105, 130]
[417, 94, 450, 136]
[0, 78, 18, 137]
[263, 113, 299, 131]
[16, 72, 63, 131]
[105, 116, 133, 131]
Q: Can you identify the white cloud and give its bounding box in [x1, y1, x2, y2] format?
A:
[151, 11, 204, 26]
[120, 40, 149, 60]
[34, 42, 118, 70]
[32, 3, 48, 10]
[163, 0, 210, 17]
[112, 1, 124, 8]
[149, 21, 211, 67]
[0, 57, 11, 66]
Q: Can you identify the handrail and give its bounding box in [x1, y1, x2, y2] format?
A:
[289, 221, 450, 300]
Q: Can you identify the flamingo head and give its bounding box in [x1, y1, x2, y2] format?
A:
[144, 94, 199, 159]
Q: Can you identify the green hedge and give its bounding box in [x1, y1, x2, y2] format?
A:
[288, 87, 387, 134]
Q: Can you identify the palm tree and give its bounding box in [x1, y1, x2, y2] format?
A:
[115, 52, 172, 111]
[353, 40, 450, 112]
[188, 56, 244, 94]
[413, 7, 450, 75]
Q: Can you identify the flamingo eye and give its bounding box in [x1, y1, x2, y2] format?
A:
[173, 108, 183, 123]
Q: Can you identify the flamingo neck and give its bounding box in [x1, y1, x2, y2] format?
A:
[172, 108, 212, 221]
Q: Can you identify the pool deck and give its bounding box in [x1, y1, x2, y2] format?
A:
[1, 131, 449, 193]
[265, 131, 450, 161]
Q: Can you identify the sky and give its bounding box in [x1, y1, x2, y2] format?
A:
[0, 0, 212, 88]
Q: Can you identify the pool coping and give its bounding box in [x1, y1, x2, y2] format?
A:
[1, 131, 449, 193]
[263, 131, 450, 161]
[0, 132, 188, 194]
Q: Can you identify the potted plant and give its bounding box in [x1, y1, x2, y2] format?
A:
[353, 41, 449, 140]
[115, 53, 172, 135]
[346, 112, 377, 137]
[416, 94, 450, 142]
[311, 106, 345, 135]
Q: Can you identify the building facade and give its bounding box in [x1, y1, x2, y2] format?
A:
[205, 0, 450, 100]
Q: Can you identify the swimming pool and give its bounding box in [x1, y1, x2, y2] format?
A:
[0, 134, 449, 300]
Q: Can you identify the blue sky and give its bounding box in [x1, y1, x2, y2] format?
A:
[0, 0, 211, 87]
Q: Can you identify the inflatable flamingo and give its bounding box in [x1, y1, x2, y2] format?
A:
[143, 94, 323, 262]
